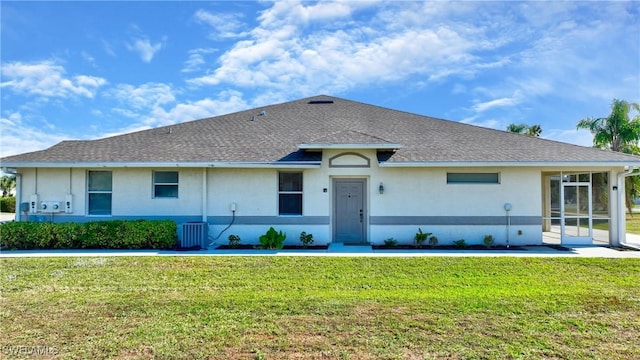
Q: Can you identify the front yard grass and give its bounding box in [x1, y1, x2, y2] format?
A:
[626, 214, 640, 234]
[1, 257, 639, 359]
[591, 214, 640, 235]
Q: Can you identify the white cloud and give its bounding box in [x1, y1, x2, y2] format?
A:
[102, 39, 117, 57]
[97, 124, 155, 139]
[103, 86, 247, 132]
[194, 9, 249, 39]
[472, 91, 523, 113]
[0, 60, 107, 99]
[182, 48, 217, 73]
[544, 128, 594, 147]
[81, 51, 96, 67]
[187, 1, 510, 98]
[257, 0, 368, 28]
[142, 90, 248, 127]
[451, 84, 467, 95]
[513, 2, 639, 102]
[0, 112, 68, 158]
[459, 115, 502, 130]
[126, 36, 165, 63]
[107, 83, 176, 110]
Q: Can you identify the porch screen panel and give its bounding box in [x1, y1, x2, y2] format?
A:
[592, 172, 610, 234]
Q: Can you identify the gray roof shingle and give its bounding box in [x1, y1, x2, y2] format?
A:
[2, 95, 639, 165]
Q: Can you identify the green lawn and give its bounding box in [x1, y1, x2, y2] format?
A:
[626, 214, 640, 234]
[1, 257, 639, 359]
[591, 214, 640, 235]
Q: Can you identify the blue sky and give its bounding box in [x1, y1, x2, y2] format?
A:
[1, 1, 639, 158]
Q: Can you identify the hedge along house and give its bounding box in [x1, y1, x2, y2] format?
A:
[1, 95, 639, 248]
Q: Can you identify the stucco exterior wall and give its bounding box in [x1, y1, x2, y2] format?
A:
[113, 168, 203, 216]
[369, 165, 541, 246]
[19, 168, 85, 216]
[17, 152, 588, 247]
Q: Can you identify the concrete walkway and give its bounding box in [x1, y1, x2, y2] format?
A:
[0, 212, 15, 223]
[1, 244, 639, 258]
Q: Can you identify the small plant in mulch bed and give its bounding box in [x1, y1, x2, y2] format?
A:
[299, 231, 314, 248]
[384, 238, 398, 247]
[414, 228, 432, 248]
[259, 227, 286, 250]
[428, 235, 438, 248]
[453, 239, 467, 249]
[483, 234, 494, 249]
[228, 234, 241, 248]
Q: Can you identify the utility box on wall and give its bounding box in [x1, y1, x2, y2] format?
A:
[64, 194, 73, 213]
[30, 195, 38, 213]
[40, 201, 63, 213]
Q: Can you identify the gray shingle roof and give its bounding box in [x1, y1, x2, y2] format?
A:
[2, 95, 639, 165]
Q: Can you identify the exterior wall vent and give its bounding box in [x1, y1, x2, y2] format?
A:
[181, 222, 209, 249]
[308, 100, 334, 104]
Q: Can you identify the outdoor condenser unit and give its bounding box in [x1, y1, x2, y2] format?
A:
[181, 222, 208, 249]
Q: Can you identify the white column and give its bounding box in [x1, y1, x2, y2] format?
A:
[608, 171, 618, 245]
[614, 170, 629, 246]
[542, 175, 551, 232]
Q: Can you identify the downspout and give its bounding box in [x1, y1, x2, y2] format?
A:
[202, 168, 207, 222]
[15, 172, 21, 221]
[616, 167, 636, 246]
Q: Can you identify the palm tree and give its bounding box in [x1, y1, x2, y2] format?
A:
[577, 99, 640, 214]
[0, 175, 16, 197]
[506, 123, 542, 137]
[576, 99, 640, 152]
[526, 124, 542, 137]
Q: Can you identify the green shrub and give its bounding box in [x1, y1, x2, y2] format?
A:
[259, 227, 286, 250]
[0, 220, 177, 250]
[414, 228, 431, 247]
[228, 234, 241, 248]
[483, 234, 494, 249]
[0, 197, 16, 213]
[428, 235, 438, 248]
[299, 231, 313, 248]
[384, 238, 398, 247]
[453, 239, 467, 249]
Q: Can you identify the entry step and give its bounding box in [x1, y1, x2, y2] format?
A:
[328, 243, 373, 253]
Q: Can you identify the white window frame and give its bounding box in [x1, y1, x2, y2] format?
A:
[153, 171, 179, 199]
[447, 172, 501, 184]
[87, 170, 112, 216]
[278, 172, 303, 216]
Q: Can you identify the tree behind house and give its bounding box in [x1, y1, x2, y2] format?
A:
[0, 175, 16, 197]
[506, 123, 542, 137]
[577, 99, 640, 214]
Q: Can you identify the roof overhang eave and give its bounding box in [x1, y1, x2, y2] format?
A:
[378, 160, 640, 168]
[1, 161, 322, 169]
[299, 143, 402, 150]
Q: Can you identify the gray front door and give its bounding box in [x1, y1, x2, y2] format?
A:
[334, 179, 366, 244]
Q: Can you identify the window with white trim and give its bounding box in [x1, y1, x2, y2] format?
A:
[279, 172, 302, 215]
[88, 170, 112, 215]
[447, 172, 500, 184]
[153, 171, 179, 198]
